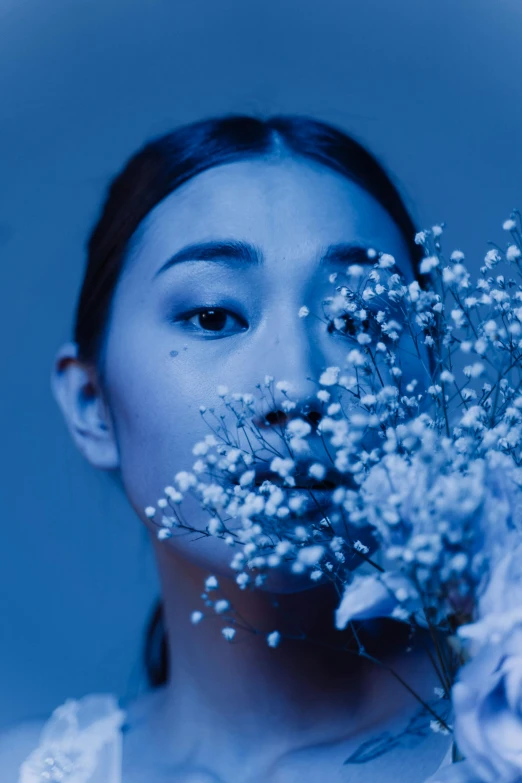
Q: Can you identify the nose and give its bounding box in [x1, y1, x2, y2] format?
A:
[249, 306, 333, 433]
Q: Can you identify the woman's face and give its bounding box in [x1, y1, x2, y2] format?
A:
[94, 155, 420, 586]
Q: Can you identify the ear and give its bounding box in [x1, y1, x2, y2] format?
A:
[50, 341, 120, 470]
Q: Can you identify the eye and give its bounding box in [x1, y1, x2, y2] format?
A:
[175, 307, 248, 337]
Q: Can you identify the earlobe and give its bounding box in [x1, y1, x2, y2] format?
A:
[50, 341, 120, 471]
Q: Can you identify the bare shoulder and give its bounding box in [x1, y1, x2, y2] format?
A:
[0, 718, 46, 782]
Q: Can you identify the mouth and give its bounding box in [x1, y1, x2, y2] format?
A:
[255, 479, 337, 490]
[230, 462, 357, 491]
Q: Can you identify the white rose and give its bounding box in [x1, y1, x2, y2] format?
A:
[449, 623, 522, 783]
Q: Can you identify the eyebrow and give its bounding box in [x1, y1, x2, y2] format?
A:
[152, 239, 376, 279]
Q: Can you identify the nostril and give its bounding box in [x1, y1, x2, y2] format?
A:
[263, 410, 288, 427]
[306, 410, 322, 429]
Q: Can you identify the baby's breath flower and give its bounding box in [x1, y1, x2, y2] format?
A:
[346, 264, 365, 277]
[140, 209, 522, 742]
[450, 250, 465, 262]
[419, 256, 439, 274]
[236, 573, 250, 589]
[507, 245, 521, 261]
[192, 441, 210, 456]
[308, 463, 327, 481]
[327, 402, 341, 416]
[319, 366, 341, 386]
[174, 471, 197, 492]
[289, 495, 307, 514]
[286, 419, 312, 438]
[503, 218, 517, 231]
[157, 528, 172, 540]
[275, 540, 293, 556]
[430, 720, 450, 736]
[166, 486, 184, 502]
[297, 545, 325, 565]
[239, 470, 256, 487]
[379, 253, 395, 268]
[294, 525, 309, 541]
[484, 249, 501, 268]
[205, 575, 219, 591]
[270, 457, 295, 479]
[207, 517, 223, 536]
[463, 363, 485, 379]
[346, 349, 365, 367]
[408, 281, 421, 301]
[451, 309, 465, 327]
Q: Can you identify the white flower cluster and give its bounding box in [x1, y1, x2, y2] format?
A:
[144, 215, 522, 778]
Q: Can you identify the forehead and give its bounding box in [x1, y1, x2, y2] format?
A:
[127, 155, 411, 276]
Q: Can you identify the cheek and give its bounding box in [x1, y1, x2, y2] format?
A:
[104, 341, 212, 521]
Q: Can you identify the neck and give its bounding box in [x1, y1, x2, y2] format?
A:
[136, 536, 441, 776]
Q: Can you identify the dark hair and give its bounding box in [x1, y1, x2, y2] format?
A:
[73, 113, 425, 689]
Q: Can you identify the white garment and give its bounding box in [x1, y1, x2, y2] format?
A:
[18, 694, 126, 783]
[18, 692, 454, 782]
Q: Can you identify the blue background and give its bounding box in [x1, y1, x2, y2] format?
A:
[1, 0, 522, 728]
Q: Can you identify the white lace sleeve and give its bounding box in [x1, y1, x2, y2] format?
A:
[18, 693, 126, 783]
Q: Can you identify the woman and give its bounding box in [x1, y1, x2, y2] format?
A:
[8, 114, 453, 781]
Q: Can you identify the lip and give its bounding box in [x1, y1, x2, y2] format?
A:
[259, 478, 339, 490]
[237, 460, 357, 490]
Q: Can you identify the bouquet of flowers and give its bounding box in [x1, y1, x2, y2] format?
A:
[145, 212, 522, 782]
